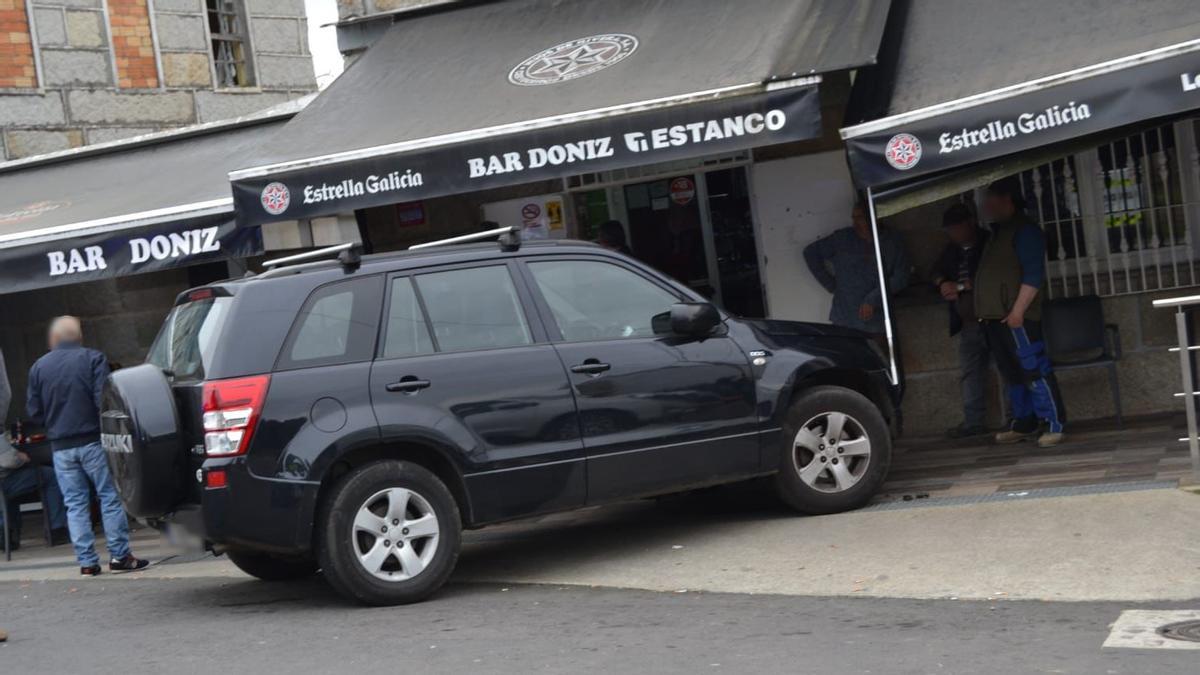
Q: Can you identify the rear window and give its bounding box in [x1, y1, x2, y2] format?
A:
[147, 295, 232, 381]
[276, 276, 383, 370]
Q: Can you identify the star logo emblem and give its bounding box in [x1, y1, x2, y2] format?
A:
[509, 34, 639, 86]
[884, 133, 922, 170]
[261, 182, 290, 215]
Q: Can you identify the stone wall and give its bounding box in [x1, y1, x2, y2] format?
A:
[0, 0, 315, 159]
[0, 267, 195, 423]
[336, 0, 456, 21]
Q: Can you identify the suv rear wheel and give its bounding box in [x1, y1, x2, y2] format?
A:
[316, 460, 461, 606]
[227, 550, 318, 581]
[774, 385, 891, 514]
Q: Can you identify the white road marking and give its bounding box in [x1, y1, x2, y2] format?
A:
[1103, 610, 1200, 650]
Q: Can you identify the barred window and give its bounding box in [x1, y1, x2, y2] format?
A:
[206, 0, 255, 87]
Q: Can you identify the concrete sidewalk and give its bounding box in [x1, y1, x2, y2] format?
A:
[3, 486, 1199, 602]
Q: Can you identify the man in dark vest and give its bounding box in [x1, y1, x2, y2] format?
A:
[976, 178, 1066, 447]
[932, 203, 990, 438]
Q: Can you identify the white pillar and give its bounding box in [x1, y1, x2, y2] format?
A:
[865, 188, 899, 385]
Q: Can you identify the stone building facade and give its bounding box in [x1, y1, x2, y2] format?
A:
[0, 0, 315, 160]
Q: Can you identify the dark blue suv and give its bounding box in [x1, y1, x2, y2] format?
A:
[102, 235, 898, 605]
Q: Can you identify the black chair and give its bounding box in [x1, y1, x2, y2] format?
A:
[1042, 295, 1123, 428]
[1, 470, 56, 562]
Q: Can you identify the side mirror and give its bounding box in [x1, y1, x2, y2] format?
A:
[654, 302, 721, 337]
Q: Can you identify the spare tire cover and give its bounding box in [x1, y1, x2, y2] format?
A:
[102, 364, 184, 519]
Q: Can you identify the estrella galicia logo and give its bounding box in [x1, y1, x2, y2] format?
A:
[884, 133, 922, 171]
[260, 182, 290, 215]
[509, 34, 639, 86]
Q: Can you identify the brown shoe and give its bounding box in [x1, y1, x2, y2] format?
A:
[109, 555, 149, 572]
[80, 565, 101, 577]
[1037, 432, 1065, 448]
[995, 429, 1036, 444]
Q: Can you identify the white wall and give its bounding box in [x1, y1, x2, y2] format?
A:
[750, 151, 857, 322]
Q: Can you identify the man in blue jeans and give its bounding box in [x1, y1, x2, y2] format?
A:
[27, 316, 148, 576]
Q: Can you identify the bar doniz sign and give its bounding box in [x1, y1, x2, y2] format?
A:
[232, 86, 819, 226]
[0, 215, 261, 294]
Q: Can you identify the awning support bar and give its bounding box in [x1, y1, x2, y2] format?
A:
[866, 187, 899, 385]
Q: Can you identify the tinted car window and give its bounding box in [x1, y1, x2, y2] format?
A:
[528, 260, 678, 341]
[382, 277, 435, 359]
[414, 266, 531, 352]
[147, 295, 231, 381]
[278, 276, 383, 369]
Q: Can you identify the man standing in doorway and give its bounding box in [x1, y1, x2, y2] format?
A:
[933, 203, 991, 438]
[976, 178, 1066, 447]
[804, 202, 910, 337]
[27, 316, 148, 575]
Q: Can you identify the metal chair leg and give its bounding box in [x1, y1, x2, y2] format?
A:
[1108, 363, 1123, 429]
[1, 489, 10, 562]
[35, 469, 52, 546]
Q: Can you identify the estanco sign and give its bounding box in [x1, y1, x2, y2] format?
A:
[844, 47, 1200, 188]
[232, 86, 820, 226]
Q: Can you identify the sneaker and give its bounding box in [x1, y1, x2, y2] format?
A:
[946, 423, 988, 439]
[80, 565, 101, 577]
[995, 429, 1036, 444]
[1037, 432, 1065, 448]
[109, 554, 149, 572]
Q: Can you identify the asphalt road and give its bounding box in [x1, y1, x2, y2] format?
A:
[1, 577, 1196, 674]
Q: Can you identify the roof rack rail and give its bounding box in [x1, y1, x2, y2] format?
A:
[262, 242, 360, 269]
[409, 225, 521, 252]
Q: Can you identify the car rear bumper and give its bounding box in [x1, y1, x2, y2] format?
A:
[197, 460, 320, 555]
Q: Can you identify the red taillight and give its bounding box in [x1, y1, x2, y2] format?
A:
[202, 375, 270, 457]
[188, 288, 214, 302]
[205, 469, 228, 488]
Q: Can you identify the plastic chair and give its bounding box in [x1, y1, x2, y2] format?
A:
[1042, 295, 1123, 427]
[1, 470, 56, 562]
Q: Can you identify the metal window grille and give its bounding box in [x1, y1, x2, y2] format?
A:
[207, 0, 255, 87]
[1014, 118, 1200, 298]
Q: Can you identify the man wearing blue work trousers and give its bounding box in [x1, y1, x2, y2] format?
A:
[976, 178, 1067, 447]
[27, 316, 148, 576]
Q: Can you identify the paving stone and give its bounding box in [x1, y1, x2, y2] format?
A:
[251, 17, 301, 54]
[65, 9, 104, 48]
[162, 51, 211, 87]
[40, 48, 111, 86]
[67, 90, 194, 124]
[2, 128, 83, 158]
[154, 12, 207, 50]
[33, 7, 66, 46]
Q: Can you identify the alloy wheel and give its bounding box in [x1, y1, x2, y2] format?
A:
[352, 487, 440, 581]
[792, 411, 872, 494]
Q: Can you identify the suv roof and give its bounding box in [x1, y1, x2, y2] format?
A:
[253, 239, 607, 283]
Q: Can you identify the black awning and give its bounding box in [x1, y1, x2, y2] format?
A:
[840, 0, 1200, 190]
[0, 114, 287, 293]
[230, 0, 891, 225]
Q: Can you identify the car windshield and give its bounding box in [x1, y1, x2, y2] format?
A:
[146, 295, 232, 381]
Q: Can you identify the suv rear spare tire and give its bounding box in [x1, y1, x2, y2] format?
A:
[774, 385, 891, 514]
[101, 364, 185, 519]
[316, 460, 461, 606]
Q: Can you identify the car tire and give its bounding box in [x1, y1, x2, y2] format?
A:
[227, 550, 318, 582]
[773, 385, 891, 515]
[316, 460, 461, 606]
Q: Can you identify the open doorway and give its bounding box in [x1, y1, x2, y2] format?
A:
[575, 166, 766, 317]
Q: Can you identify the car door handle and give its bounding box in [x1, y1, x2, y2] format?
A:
[570, 360, 611, 375]
[386, 377, 431, 393]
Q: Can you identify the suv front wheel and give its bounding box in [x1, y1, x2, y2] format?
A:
[774, 385, 891, 514]
[316, 460, 462, 605]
